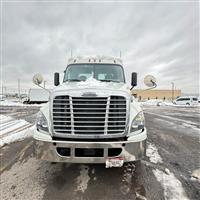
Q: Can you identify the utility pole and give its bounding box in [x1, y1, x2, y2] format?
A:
[4, 86, 7, 96]
[18, 79, 21, 101]
[119, 50, 122, 58]
[1, 84, 3, 98]
[70, 49, 73, 58]
[171, 82, 174, 102]
[43, 80, 46, 88]
[1, 84, 3, 95]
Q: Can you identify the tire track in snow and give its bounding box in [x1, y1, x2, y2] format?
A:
[146, 111, 199, 127]
[0, 114, 33, 147]
[0, 120, 19, 131]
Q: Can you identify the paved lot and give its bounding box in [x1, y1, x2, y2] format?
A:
[0, 105, 200, 200]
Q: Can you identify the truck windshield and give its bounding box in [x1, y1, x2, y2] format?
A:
[63, 64, 125, 83]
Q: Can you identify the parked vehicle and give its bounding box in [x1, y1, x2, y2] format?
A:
[174, 96, 198, 106]
[23, 89, 49, 104]
[32, 56, 157, 168]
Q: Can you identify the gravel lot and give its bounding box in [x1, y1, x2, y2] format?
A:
[0, 105, 199, 200]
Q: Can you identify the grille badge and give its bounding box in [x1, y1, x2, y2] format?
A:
[81, 92, 97, 97]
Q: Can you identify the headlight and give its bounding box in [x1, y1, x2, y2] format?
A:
[131, 112, 145, 132]
[36, 111, 49, 132]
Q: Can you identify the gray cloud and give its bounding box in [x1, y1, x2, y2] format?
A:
[1, 1, 199, 94]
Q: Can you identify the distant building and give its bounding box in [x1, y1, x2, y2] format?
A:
[132, 89, 181, 101]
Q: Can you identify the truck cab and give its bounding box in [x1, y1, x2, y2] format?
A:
[33, 56, 151, 168]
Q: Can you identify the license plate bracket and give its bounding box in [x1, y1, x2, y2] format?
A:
[105, 157, 124, 168]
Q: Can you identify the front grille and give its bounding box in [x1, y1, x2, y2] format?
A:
[52, 95, 127, 136]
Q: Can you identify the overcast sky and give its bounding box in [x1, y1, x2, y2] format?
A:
[1, 1, 199, 94]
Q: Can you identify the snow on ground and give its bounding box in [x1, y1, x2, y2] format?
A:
[0, 100, 24, 106]
[146, 142, 163, 164]
[140, 99, 200, 107]
[76, 165, 90, 192]
[146, 111, 200, 133]
[153, 169, 189, 200]
[140, 99, 165, 106]
[191, 169, 200, 182]
[0, 115, 34, 147]
[147, 142, 188, 200]
[0, 99, 45, 107]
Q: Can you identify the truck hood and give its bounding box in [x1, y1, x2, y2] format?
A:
[51, 77, 141, 113]
[53, 78, 131, 95]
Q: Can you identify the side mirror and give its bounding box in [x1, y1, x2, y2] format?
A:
[131, 72, 137, 87]
[32, 73, 43, 85]
[144, 75, 157, 87]
[54, 72, 60, 86]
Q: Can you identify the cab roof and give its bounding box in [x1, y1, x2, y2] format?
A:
[67, 56, 123, 65]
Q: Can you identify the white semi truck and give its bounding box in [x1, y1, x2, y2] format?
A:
[33, 56, 156, 168]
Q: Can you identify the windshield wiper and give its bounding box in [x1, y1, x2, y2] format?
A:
[67, 79, 81, 82]
[99, 79, 121, 83]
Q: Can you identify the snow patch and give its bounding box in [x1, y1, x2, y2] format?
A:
[140, 99, 174, 106]
[153, 169, 189, 200]
[76, 165, 90, 192]
[165, 168, 170, 175]
[0, 99, 45, 107]
[0, 100, 24, 106]
[191, 168, 200, 181]
[140, 99, 163, 106]
[140, 99, 199, 107]
[146, 111, 199, 129]
[0, 119, 29, 136]
[136, 192, 147, 200]
[146, 143, 163, 164]
[0, 126, 34, 147]
[0, 114, 33, 147]
[77, 77, 105, 87]
[0, 115, 13, 123]
[181, 123, 200, 132]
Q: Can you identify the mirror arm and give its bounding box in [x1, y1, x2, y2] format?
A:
[130, 80, 157, 91]
[144, 81, 157, 91]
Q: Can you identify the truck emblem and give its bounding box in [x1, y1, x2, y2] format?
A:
[81, 92, 97, 97]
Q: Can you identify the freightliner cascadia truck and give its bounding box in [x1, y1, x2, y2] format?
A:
[33, 56, 156, 168]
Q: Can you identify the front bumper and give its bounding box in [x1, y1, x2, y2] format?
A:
[33, 129, 147, 163]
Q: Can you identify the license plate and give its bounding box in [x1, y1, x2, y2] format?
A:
[105, 157, 124, 168]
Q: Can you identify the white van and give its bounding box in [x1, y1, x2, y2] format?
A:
[174, 96, 198, 106]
